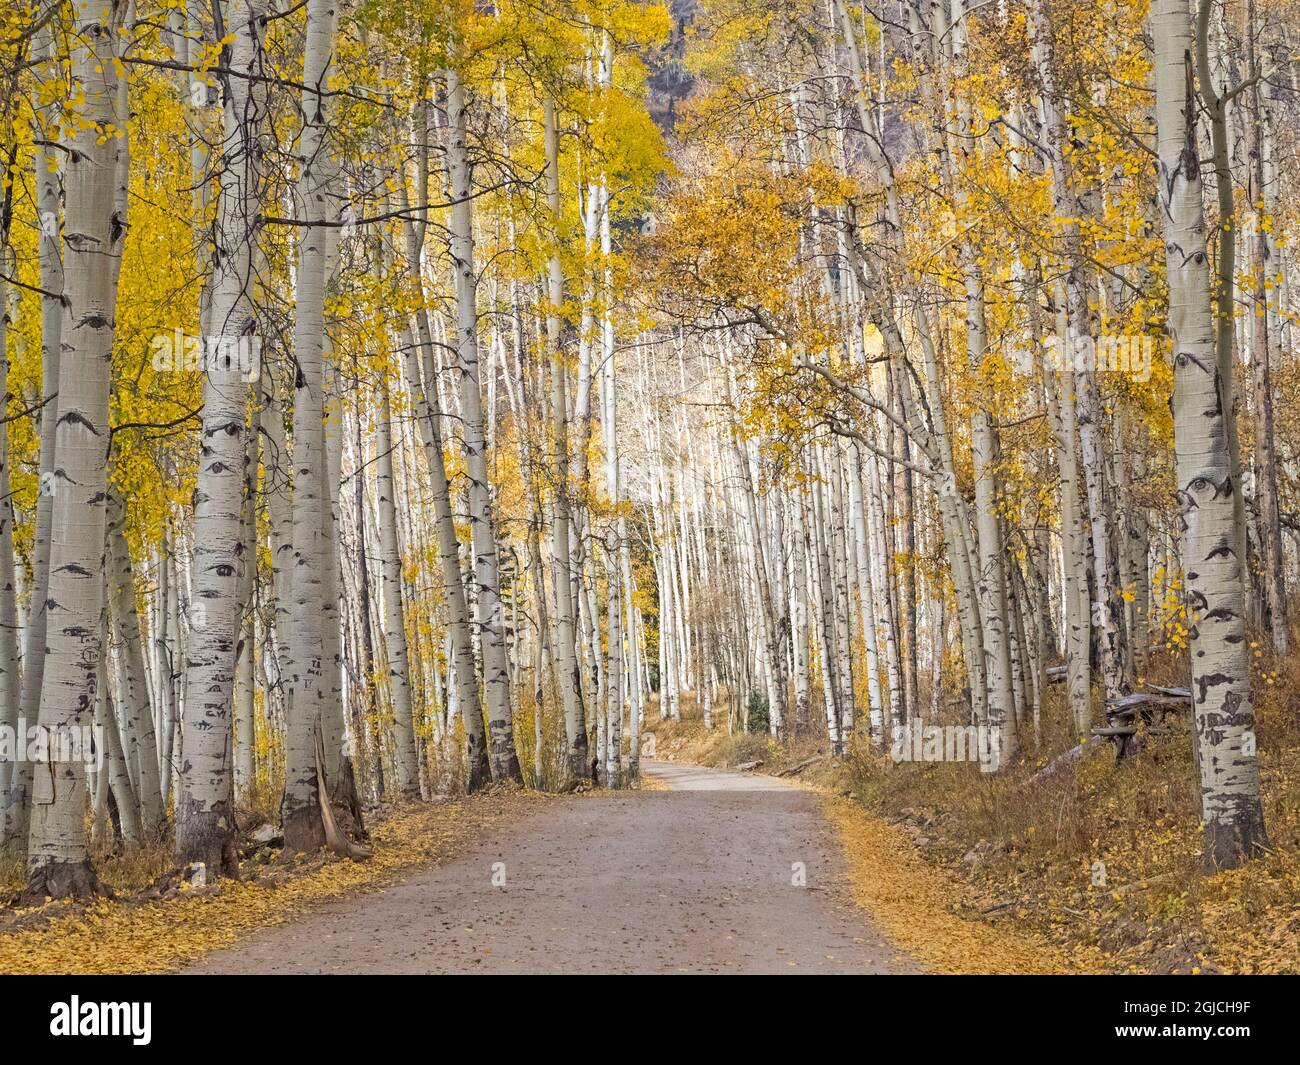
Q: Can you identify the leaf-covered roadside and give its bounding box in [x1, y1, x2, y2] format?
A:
[0, 790, 544, 975]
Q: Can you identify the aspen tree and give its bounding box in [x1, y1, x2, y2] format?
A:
[24, 0, 127, 899]
[233, 416, 258, 799]
[1152, 0, 1269, 869]
[106, 489, 165, 834]
[389, 231, 491, 789]
[595, 32, 627, 782]
[375, 376, 419, 795]
[176, 0, 266, 876]
[447, 64, 521, 784]
[0, 277, 18, 817]
[281, 0, 339, 852]
[543, 96, 590, 780]
[1241, 0, 1287, 654]
[3, 18, 64, 856]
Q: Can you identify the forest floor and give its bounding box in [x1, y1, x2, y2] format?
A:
[6, 669, 1295, 974]
[0, 753, 1104, 975]
[1, 762, 917, 974]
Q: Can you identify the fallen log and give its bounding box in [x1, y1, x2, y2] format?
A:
[776, 755, 825, 777]
[1106, 692, 1190, 713]
[1026, 735, 1106, 785]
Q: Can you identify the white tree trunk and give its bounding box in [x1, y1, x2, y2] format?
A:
[375, 378, 419, 794]
[24, 0, 126, 899]
[106, 489, 166, 834]
[1042, 289, 1093, 733]
[176, 0, 264, 876]
[281, 0, 338, 851]
[447, 67, 520, 784]
[1152, 0, 1268, 869]
[849, 446, 884, 746]
[233, 399, 260, 800]
[395, 301, 491, 789]
[543, 98, 590, 780]
[0, 280, 21, 826]
[3, 20, 66, 856]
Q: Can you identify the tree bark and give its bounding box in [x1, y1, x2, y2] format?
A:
[23, 0, 126, 899]
[447, 67, 521, 784]
[281, 0, 339, 852]
[543, 98, 590, 781]
[1153, 0, 1269, 869]
[374, 377, 419, 794]
[176, 0, 265, 877]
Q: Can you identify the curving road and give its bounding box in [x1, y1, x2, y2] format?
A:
[184, 760, 913, 974]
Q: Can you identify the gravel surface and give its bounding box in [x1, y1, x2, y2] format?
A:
[185, 760, 915, 974]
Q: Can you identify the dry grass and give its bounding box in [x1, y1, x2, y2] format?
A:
[1, 832, 177, 902]
[823, 792, 1105, 973]
[844, 647, 1300, 974]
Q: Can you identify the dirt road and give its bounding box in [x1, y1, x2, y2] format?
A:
[185, 761, 913, 974]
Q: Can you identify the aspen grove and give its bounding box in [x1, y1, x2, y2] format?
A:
[0, 0, 1298, 926]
